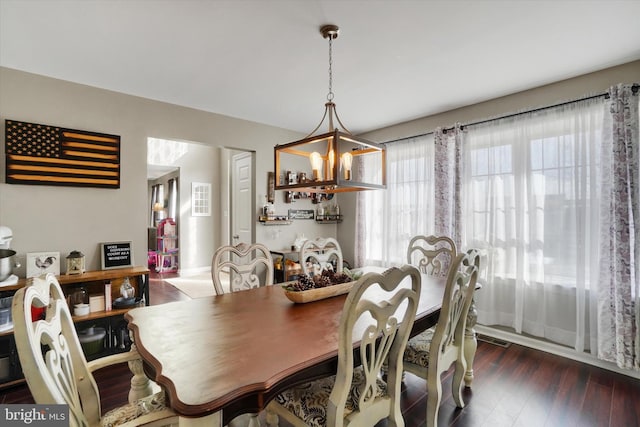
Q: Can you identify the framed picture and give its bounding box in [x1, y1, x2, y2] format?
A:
[191, 182, 211, 216]
[100, 241, 133, 270]
[26, 251, 61, 278]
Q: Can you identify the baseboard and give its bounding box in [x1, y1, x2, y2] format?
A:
[475, 325, 640, 380]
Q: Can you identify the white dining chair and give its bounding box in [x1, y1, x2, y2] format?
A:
[406, 235, 457, 277]
[265, 264, 422, 427]
[403, 249, 481, 427]
[298, 237, 343, 276]
[211, 242, 274, 426]
[11, 273, 179, 427]
[211, 242, 274, 295]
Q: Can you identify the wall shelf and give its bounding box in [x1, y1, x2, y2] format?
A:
[258, 216, 292, 226]
[315, 214, 343, 223]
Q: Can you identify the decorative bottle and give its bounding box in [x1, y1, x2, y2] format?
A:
[120, 277, 135, 299]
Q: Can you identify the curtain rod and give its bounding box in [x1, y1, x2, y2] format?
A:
[384, 83, 639, 144]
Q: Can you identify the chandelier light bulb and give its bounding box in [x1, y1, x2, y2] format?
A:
[341, 152, 353, 180]
[310, 151, 323, 180]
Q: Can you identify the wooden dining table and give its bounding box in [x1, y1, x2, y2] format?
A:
[125, 271, 447, 426]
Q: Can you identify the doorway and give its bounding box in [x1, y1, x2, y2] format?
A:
[148, 168, 179, 273]
[148, 139, 256, 272]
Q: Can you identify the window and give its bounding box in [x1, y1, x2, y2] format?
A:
[191, 182, 211, 217]
[361, 135, 434, 266]
[361, 98, 606, 349]
[465, 109, 603, 289]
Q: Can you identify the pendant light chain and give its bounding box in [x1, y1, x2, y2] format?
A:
[327, 35, 334, 102]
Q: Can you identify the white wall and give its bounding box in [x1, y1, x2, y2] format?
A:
[0, 67, 338, 275]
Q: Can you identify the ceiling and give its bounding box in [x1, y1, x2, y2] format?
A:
[1, 0, 640, 136]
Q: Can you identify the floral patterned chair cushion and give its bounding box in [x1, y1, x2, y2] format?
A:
[403, 326, 436, 368]
[101, 390, 167, 427]
[273, 367, 387, 427]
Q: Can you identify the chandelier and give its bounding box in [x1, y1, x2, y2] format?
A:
[274, 24, 386, 194]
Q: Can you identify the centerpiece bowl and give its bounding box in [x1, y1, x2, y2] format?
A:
[282, 268, 362, 303]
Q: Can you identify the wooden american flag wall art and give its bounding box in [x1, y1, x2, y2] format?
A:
[5, 120, 121, 189]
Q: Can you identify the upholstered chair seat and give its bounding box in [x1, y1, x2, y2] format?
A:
[101, 390, 168, 427]
[403, 326, 436, 368]
[273, 368, 387, 427]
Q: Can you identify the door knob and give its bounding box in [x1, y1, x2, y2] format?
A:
[233, 235, 240, 239]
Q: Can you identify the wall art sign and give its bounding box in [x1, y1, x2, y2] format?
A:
[288, 209, 315, 219]
[5, 119, 121, 188]
[26, 251, 61, 278]
[100, 241, 133, 270]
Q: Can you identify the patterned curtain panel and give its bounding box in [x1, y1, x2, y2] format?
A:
[597, 83, 640, 370]
[434, 124, 464, 249]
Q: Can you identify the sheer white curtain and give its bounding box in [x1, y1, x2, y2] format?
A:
[356, 135, 435, 267]
[463, 98, 605, 352]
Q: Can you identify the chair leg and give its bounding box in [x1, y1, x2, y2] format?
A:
[426, 370, 443, 427]
[464, 298, 478, 387]
[451, 360, 466, 409]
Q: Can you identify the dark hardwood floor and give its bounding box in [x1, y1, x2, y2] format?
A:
[2, 271, 639, 427]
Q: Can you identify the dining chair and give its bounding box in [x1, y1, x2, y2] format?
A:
[403, 249, 481, 427]
[11, 273, 179, 427]
[298, 237, 343, 276]
[211, 242, 274, 294]
[265, 264, 422, 427]
[406, 235, 457, 277]
[211, 242, 273, 426]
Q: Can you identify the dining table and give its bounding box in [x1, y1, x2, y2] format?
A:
[125, 269, 449, 426]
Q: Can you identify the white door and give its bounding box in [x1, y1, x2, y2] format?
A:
[231, 152, 253, 245]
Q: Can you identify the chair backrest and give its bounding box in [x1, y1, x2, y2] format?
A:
[298, 237, 343, 276]
[328, 265, 421, 426]
[430, 249, 480, 371]
[11, 273, 99, 426]
[407, 235, 457, 277]
[211, 242, 274, 294]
